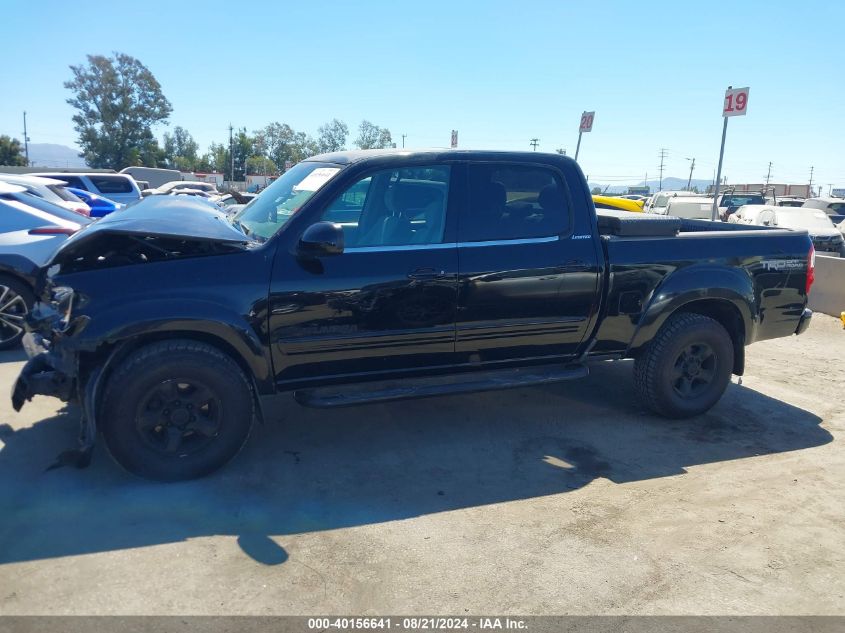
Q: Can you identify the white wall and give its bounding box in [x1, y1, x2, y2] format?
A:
[809, 254, 845, 318]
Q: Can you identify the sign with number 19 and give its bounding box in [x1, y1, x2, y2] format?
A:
[723, 87, 749, 117]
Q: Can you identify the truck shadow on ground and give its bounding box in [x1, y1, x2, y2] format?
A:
[0, 359, 832, 566]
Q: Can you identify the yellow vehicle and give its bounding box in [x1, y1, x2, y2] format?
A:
[592, 195, 644, 212]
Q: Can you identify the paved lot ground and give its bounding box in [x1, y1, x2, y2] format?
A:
[0, 315, 843, 615]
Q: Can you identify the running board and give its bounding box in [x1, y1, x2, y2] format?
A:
[293, 363, 589, 409]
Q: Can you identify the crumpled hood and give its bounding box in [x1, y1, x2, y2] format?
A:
[46, 196, 260, 274]
[55, 196, 251, 248]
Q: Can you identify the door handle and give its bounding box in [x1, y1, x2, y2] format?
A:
[408, 267, 447, 281]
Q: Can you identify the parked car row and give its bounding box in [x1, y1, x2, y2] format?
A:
[638, 188, 845, 255]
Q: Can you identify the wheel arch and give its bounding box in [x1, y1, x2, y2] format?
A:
[626, 267, 755, 376]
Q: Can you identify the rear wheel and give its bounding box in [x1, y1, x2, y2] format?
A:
[634, 313, 734, 418]
[0, 275, 33, 351]
[101, 340, 254, 481]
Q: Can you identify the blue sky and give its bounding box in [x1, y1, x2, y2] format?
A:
[1, 0, 843, 188]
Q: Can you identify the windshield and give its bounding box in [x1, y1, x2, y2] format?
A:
[235, 161, 342, 240]
[47, 184, 84, 203]
[722, 194, 765, 206]
[777, 210, 835, 230]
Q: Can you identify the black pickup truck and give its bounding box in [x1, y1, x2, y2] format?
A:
[12, 150, 815, 481]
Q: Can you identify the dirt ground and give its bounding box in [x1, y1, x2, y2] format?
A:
[0, 315, 842, 615]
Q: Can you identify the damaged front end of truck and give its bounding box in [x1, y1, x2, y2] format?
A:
[10, 196, 260, 468]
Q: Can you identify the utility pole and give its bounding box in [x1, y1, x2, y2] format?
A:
[228, 123, 234, 186]
[808, 166, 814, 197]
[827, 183, 834, 196]
[765, 161, 772, 189]
[686, 157, 696, 190]
[529, 138, 539, 151]
[401, 134, 407, 148]
[658, 148, 667, 191]
[22, 111, 30, 166]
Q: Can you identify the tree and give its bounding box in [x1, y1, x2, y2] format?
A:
[317, 119, 349, 153]
[163, 126, 199, 170]
[591, 187, 602, 195]
[354, 120, 393, 149]
[65, 52, 172, 169]
[258, 122, 319, 169]
[245, 155, 278, 175]
[0, 136, 27, 166]
[231, 128, 254, 181]
[200, 143, 228, 175]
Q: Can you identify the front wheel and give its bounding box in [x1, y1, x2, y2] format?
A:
[634, 313, 734, 419]
[101, 340, 254, 481]
[0, 275, 34, 351]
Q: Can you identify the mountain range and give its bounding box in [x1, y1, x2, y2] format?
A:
[589, 176, 714, 194]
[26, 143, 87, 168]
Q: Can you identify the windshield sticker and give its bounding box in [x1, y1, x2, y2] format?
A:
[293, 167, 340, 193]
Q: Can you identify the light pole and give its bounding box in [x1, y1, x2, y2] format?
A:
[22, 111, 30, 166]
[685, 157, 696, 190]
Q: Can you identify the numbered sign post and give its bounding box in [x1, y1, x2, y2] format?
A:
[711, 86, 750, 220]
[574, 111, 595, 161]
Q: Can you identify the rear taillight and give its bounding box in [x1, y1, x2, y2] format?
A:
[29, 226, 78, 236]
[74, 206, 91, 217]
[806, 244, 816, 295]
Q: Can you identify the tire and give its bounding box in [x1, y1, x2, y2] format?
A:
[634, 313, 734, 419]
[0, 275, 34, 351]
[100, 340, 254, 481]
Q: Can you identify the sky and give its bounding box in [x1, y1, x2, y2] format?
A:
[1, 0, 843, 189]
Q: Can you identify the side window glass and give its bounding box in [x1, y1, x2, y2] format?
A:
[90, 176, 133, 193]
[54, 176, 86, 189]
[321, 165, 450, 248]
[463, 164, 569, 242]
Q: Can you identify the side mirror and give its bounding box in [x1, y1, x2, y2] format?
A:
[297, 221, 344, 257]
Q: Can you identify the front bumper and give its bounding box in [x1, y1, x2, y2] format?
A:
[11, 332, 75, 411]
[795, 308, 813, 336]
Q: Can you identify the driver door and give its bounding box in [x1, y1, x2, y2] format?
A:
[268, 164, 459, 387]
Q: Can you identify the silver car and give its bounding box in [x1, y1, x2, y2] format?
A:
[0, 182, 90, 349]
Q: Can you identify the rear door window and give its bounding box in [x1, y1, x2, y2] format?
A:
[51, 175, 87, 189]
[462, 164, 570, 242]
[90, 175, 134, 194]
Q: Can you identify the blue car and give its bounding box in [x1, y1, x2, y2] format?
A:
[66, 187, 124, 218]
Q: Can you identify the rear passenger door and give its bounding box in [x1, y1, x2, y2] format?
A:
[455, 162, 600, 363]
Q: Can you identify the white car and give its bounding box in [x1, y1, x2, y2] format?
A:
[150, 181, 220, 195]
[0, 173, 90, 217]
[765, 196, 805, 208]
[664, 196, 717, 220]
[647, 190, 705, 214]
[30, 172, 142, 206]
[731, 205, 844, 256]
